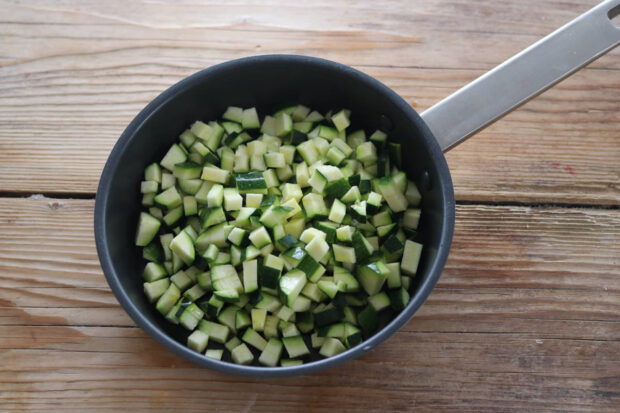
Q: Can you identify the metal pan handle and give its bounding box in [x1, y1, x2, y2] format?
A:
[421, 0, 620, 152]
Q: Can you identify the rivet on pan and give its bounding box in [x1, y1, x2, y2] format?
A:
[421, 170, 432, 192]
[379, 114, 394, 132]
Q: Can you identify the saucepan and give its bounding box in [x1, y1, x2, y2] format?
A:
[94, 1, 620, 376]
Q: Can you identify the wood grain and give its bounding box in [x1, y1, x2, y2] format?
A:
[0, 0, 618, 204]
[1, 197, 618, 411]
[1, 1, 619, 411]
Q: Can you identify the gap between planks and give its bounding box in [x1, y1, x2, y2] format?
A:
[0, 191, 617, 210]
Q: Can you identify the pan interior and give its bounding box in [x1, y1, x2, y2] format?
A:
[96, 55, 454, 374]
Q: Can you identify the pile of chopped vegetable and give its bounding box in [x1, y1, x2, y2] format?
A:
[136, 105, 423, 366]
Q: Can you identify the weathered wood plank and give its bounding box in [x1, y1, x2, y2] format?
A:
[0, 0, 618, 204]
[0, 197, 618, 411]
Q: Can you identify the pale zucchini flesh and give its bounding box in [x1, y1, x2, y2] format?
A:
[135, 105, 424, 367]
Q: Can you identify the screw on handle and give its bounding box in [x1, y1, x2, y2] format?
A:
[421, 0, 620, 152]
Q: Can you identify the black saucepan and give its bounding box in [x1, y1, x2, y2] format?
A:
[94, 1, 619, 377]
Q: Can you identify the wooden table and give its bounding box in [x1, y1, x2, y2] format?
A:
[1, 1, 618, 411]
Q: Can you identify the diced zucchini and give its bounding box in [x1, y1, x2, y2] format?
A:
[279, 269, 307, 307]
[297, 140, 320, 165]
[206, 183, 224, 207]
[245, 193, 263, 208]
[173, 161, 202, 180]
[223, 106, 244, 123]
[280, 359, 303, 367]
[194, 223, 230, 250]
[406, 180, 422, 206]
[393, 171, 407, 193]
[349, 201, 367, 222]
[199, 320, 230, 343]
[331, 109, 350, 132]
[301, 282, 327, 302]
[160, 144, 188, 172]
[214, 289, 240, 304]
[333, 266, 359, 293]
[248, 226, 272, 249]
[401, 240, 423, 275]
[312, 137, 330, 156]
[291, 295, 312, 312]
[211, 264, 243, 293]
[386, 262, 402, 289]
[184, 284, 206, 302]
[187, 330, 209, 352]
[205, 349, 224, 360]
[369, 129, 387, 147]
[296, 254, 325, 283]
[241, 259, 259, 293]
[242, 107, 260, 129]
[280, 322, 300, 337]
[140, 180, 158, 194]
[357, 305, 379, 336]
[351, 231, 374, 262]
[143, 278, 170, 303]
[305, 237, 329, 262]
[264, 152, 285, 168]
[377, 176, 408, 212]
[169, 230, 195, 266]
[170, 270, 192, 291]
[282, 335, 310, 358]
[356, 141, 377, 164]
[143, 262, 167, 282]
[357, 260, 389, 295]
[200, 206, 226, 229]
[260, 254, 284, 289]
[223, 188, 243, 211]
[225, 336, 242, 352]
[317, 280, 339, 299]
[135, 104, 426, 365]
[263, 315, 280, 339]
[290, 105, 310, 121]
[333, 244, 356, 264]
[298, 227, 325, 244]
[201, 165, 229, 184]
[179, 303, 204, 330]
[341, 186, 361, 204]
[250, 307, 267, 332]
[383, 234, 404, 255]
[284, 217, 305, 240]
[259, 205, 292, 227]
[163, 206, 184, 227]
[231, 343, 254, 365]
[254, 293, 282, 313]
[314, 303, 344, 327]
[183, 196, 198, 216]
[154, 187, 183, 209]
[388, 287, 410, 311]
[403, 208, 421, 230]
[311, 332, 325, 348]
[368, 292, 391, 312]
[336, 225, 354, 243]
[259, 338, 284, 367]
[136, 212, 161, 247]
[302, 193, 328, 219]
[314, 125, 336, 142]
[312, 221, 336, 244]
[242, 327, 268, 351]
[144, 162, 163, 183]
[233, 171, 267, 194]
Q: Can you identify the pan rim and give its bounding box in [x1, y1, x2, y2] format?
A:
[94, 54, 455, 377]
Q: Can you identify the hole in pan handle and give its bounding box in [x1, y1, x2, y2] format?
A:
[421, 0, 620, 153]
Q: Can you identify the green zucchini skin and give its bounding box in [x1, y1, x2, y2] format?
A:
[135, 105, 422, 366]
